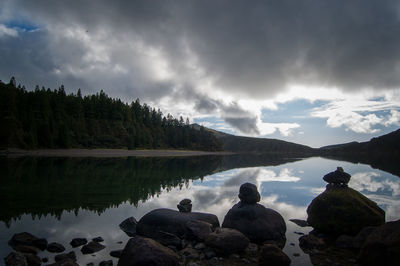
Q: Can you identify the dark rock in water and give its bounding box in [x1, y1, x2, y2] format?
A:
[8, 232, 47, 250]
[359, 220, 400, 266]
[55, 251, 76, 262]
[70, 238, 87, 248]
[47, 258, 78, 266]
[4, 252, 28, 266]
[299, 234, 326, 251]
[307, 186, 385, 236]
[13, 245, 40, 255]
[151, 231, 182, 249]
[336, 235, 355, 248]
[222, 202, 286, 247]
[177, 198, 192, 213]
[99, 260, 113, 266]
[238, 183, 260, 204]
[81, 241, 105, 254]
[323, 167, 351, 186]
[136, 208, 219, 239]
[117, 236, 179, 266]
[42, 257, 48, 263]
[110, 249, 123, 258]
[119, 217, 137, 237]
[204, 228, 250, 255]
[353, 226, 377, 249]
[259, 244, 291, 266]
[289, 219, 309, 227]
[23, 254, 41, 266]
[47, 242, 66, 253]
[186, 220, 213, 241]
[92, 236, 104, 242]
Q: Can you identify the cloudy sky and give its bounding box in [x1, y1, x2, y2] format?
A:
[1, 0, 400, 147]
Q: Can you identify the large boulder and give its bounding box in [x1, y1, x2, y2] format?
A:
[117, 236, 179, 266]
[222, 202, 286, 246]
[307, 186, 385, 236]
[136, 208, 219, 239]
[359, 220, 400, 266]
[204, 228, 250, 255]
[119, 217, 137, 237]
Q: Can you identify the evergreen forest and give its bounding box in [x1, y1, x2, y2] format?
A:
[0, 77, 222, 151]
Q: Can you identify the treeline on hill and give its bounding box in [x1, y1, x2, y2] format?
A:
[0, 77, 222, 151]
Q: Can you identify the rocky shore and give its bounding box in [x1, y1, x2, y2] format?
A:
[4, 169, 400, 266]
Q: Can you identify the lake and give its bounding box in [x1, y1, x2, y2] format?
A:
[1, 155, 399, 265]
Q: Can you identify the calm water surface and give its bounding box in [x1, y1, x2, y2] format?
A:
[1, 155, 399, 265]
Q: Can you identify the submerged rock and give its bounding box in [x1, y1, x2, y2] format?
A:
[307, 186, 385, 236]
[136, 208, 219, 239]
[47, 242, 65, 253]
[118, 236, 179, 266]
[81, 241, 105, 254]
[55, 251, 77, 263]
[70, 238, 87, 248]
[8, 232, 47, 251]
[204, 228, 250, 255]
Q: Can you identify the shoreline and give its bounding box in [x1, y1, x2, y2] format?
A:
[0, 148, 233, 158]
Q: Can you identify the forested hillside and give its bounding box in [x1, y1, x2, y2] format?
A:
[0, 77, 222, 151]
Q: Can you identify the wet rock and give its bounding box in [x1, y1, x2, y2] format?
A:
[359, 220, 400, 266]
[110, 249, 123, 258]
[8, 232, 47, 250]
[204, 228, 250, 255]
[323, 167, 351, 186]
[70, 238, 87, 248]
[55, 251, 76, 262]
[4, 252, 27, 266]
[92, 236, 104, 242]
[238, 183, 260, 204]
[307, 186, 385, 236]
[117, 236, 179, 266]
[47, 242, 66, 253]
[186, 220, 212, 241]
[13, 245, 40, 255]
[299, 234, 326, 251]
[336, 235, 355, 248]
[136, 208, 219, 239]
[47, 258, 78, 266]
[24, 254, 41, 266]
[81, 241, 105, 254]
[151, 231, 182, 249]
[99, 260, 113, 266]
[222, 202, 286, 246]
[119, 217, 137, 237]
[179, 247, 200, 259]
[177, 199, 192, 213]
[259, 244, 291, 266]
[289, 219, 309, 227]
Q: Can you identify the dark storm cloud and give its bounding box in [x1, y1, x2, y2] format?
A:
[2, 0, 400, 134]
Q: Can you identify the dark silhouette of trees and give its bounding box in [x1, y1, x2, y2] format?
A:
[0, 78, 222, 151]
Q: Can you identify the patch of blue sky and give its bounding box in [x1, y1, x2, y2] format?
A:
[193, 116, 236, 135]
[4, 19, 39, 32]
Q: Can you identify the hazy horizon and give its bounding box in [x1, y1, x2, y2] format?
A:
[1, 0, 400, 147]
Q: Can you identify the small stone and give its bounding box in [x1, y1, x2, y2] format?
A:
[4, 252, 27, 266]
[241, 258, 249, 263]
[294, 231, 305, 235]
[208, 257, 219, 266]
[230, 253, 240, 259]
[55, 251, 76, 262]
[177, 198, 192, 213]
[238, 183, 260, 204]
[194, 242, 206, 250]
[81, 241, 105, 254]
[92, 236, 104, 242]
[110, 249, 123, 258]
[290, 243, 295, 246]
[99, 260, 113, 266]
[42, 257, 49, 263]
[199, 253, 205, 260]
[47, 242, 66, 253]
[246, 243, 258, 253]
[293, 253, 300, 257]
[117, 241, 123, 244]
[186, 263, 199, 266]
[70, 238, 88, 248]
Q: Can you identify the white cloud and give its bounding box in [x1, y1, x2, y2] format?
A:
[258, 121, 300, 136]
[0, 24, 18, 37]
[349, 172, 400, 197]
